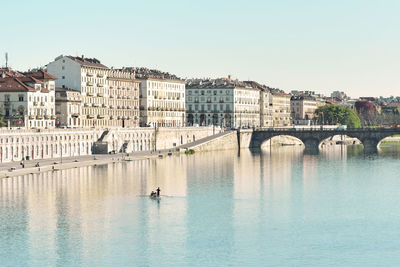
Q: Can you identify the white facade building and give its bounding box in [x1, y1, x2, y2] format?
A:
[260, 88, 273, 127]
[186, 77, 260, 128]
[55, 88, 82, 127]
[0, 70, 56, 128]
[47, 55, 109, 128]
[126, 68, 185, 127]
[107, 69, 140, 127]
[270, 91, 292, 127]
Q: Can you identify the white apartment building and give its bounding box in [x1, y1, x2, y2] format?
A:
[107, 69, 140, 127]
[0, 70, 56, 128]
[270, 91, 291, 127]
[186, 77, 260, 128]
[55, 88, 82, 127]
[47, 55, 109, 128]
[260, 88, 273, 127]
[131, 68, 185, 127]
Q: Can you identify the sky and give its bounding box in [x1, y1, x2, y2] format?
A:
[2, 0, 400, 97]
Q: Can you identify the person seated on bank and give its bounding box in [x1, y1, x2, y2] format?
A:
[150, 191, 156, 197]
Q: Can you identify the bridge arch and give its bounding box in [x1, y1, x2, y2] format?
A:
[249, 128, 400, 153]
[260, 135, 303, 149]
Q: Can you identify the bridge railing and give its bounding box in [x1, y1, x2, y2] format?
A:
[254, 127, 400, 132]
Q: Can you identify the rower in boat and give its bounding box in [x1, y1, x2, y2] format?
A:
[156, 187, 161, 197]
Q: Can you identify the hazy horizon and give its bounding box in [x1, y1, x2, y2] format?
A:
[2, 0, 400, 98]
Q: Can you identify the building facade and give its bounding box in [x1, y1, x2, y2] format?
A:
[55, 88, 82, 127]
[186, 77, 260, 128]
[107, 69, 140, 127]
[260, 88, 273, 127]
[131, 68, 185, 127]
[270, 91, 291, 127]
[0, 70, 56, 128]
[47, 55, 109, 128]
[290, 96, 317, 121]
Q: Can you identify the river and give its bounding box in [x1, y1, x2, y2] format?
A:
[1, 145, 400, 266]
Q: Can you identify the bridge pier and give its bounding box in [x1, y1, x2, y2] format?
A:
[303, 138, 320, 154]
[362, 138, 379, 154]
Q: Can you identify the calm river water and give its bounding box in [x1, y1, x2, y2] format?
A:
[1, 145, 400, 267]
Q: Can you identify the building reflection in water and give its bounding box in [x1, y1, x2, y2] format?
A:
[1, 145, 399, 266]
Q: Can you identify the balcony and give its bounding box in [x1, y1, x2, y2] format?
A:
[84, 103, 91, 107]
[40, 102, 45, 106]
[97, 83, 104, 87]
[44, 115, 50, 119]
[36, 115, 43, 120]
[87, 92, 94, 96]
[97, 115, 104, 119]
[87, 81, 94, 86]
[71, 113, 79, 118]
[98, 92, 104, 97]
[86, 72, 94, 77]
[33, 101, 38, 106]
[97, 73, 104, 78]
[28, 115, 35, 119]
[87, 114, 94, 119]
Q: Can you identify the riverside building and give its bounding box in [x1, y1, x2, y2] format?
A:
[260, 88, 273, 127]
[47, 55, 109, 128]
[0, 70, 56, 128]
[125, 67, 185, 127]
[107, 69, 140, 127]
[55, 88, 82, 127]
[186, 77, 260, 128]
[270, 90, 291, 127]
[290, 95, 318, 122]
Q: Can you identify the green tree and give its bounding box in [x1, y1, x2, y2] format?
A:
[315, 105, 361, 128]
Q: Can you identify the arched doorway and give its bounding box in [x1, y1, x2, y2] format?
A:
[213, 114, 218, 125]
[187, 114, 194, 126]
[225, 114, 232, 128]
[200, 114, 206, 126]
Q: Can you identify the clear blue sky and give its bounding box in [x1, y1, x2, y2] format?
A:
[2, 0, 400, 97]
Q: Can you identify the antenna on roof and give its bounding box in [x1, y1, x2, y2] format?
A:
[5, 53, 8, 68]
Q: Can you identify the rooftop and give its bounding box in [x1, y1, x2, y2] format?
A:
[122, 67, 183, 81]
[0, 70, 54, 93]
[57, 55, 109, 69]
[186, 77, 261, 90]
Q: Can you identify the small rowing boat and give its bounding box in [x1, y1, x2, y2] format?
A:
[149, 193, 160, 200]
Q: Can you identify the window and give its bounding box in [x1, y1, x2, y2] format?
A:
[19, 95, 24, 101]
[62, 76, 65, 79]
[62, 66, 65, 70]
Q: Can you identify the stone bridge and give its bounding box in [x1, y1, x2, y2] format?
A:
[241, 128, 400, 153]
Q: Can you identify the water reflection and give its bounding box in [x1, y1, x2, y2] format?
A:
[1, 145, 400, 266]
